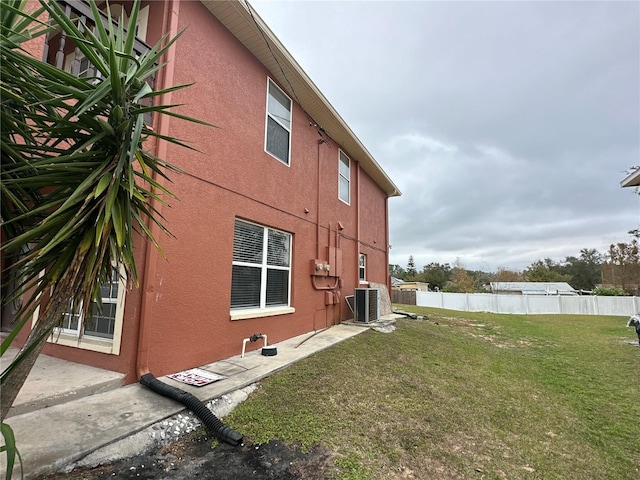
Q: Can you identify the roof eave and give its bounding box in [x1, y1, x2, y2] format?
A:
[621, 168, 640, 188]
[199, 0, 401, 197]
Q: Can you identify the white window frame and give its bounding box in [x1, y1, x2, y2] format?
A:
[264, 78, 292, 166]
[338, 149, 351, 204]
[34, 266, 127, 355]
[230, 219, 295, 320]
[359, 254, 367, 284]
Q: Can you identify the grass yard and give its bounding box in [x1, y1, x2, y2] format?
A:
[226, 306, 639, 479]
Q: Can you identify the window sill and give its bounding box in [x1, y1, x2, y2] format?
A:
[48, 332, 119, 355]
[230, 306, 295, 321]
[359, 281, 369, 285]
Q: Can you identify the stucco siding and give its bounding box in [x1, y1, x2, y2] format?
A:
[14, 0, 394, 382]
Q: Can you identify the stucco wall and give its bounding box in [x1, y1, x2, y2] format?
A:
[15, 0, 392, 381]
[138, 0, 390, 377]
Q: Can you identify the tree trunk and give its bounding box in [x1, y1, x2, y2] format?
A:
[1, 272, 76, 422]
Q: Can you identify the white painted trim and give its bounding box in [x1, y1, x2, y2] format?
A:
[264, 77, 292, 167]
[230, 306, 295, 321]
[231, 219, 293, 311]
[338, 149, 351, 205]
[34, 267, 127, 356]
[359, 253, 367, 282]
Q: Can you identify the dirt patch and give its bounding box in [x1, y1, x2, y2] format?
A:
[36, 432, 337, 480]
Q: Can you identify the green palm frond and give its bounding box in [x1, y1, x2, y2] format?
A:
[1, 0, 214, 400]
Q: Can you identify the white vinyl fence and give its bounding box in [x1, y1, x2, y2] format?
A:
[416, 291, 639, 316]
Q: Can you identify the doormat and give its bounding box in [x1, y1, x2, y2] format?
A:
[167, 368, 226, 387]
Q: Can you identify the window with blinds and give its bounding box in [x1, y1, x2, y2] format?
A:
[265, 78, 292, 165]
[231, 219, 292, 310]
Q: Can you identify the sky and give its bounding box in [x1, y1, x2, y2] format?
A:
[250, 0, 640, 272]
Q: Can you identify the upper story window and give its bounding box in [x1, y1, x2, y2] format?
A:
[265, 78, 292, 166]
[339, 150, 351, 204]
[231, 219, 292, 312]
[45, 2, 154, 124]
[359, 254, 367, 283]
[56, 3, 150, 78]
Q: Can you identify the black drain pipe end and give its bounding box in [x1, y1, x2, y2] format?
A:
[140, 373, 243, 446]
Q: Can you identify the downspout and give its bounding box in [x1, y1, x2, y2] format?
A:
[135, 0, 242, 446]
[356, 162, 361, 287]
[136, 0, 180, 380]
[385, 196, 390, 294]
[315, 138, 324, 328]
[316, 139, 323, 259]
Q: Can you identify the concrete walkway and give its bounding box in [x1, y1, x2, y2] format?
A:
[1, 320, 396, 479]
[3, 348, 126, 418]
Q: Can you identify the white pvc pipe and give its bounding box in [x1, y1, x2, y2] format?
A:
[241, 334, 268, 358]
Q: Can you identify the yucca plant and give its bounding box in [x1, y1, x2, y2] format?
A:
[1, 0, 208, 437]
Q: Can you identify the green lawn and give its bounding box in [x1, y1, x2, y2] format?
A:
[226, 306, 640, 479]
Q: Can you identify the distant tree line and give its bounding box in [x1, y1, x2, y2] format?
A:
[389, 238, 640, 296]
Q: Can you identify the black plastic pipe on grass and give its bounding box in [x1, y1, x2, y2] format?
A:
[140, 373, 243, 446]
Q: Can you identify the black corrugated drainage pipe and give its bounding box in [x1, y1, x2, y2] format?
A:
[140, 373, 243, 446]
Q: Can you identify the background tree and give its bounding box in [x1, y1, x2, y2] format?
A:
[406, 255, 418, 280]
[524, 259, 572, 283]
[559, 248, 603, 291]
[602, 239, 640, 295]
[421, 262, 451, 290]
[389, 264, 407, 280]
[491, 267, 525, 282]
[1, 0, 208, 422]
[443, 266, 475, 293]
[468, 269, 492, 292]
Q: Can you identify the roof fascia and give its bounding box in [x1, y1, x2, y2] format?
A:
[621, 168, 640, 188]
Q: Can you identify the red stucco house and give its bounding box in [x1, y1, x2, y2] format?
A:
[9, 0, 400, 384]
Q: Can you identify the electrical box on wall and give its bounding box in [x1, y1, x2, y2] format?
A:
[310, 259, 328, 276]
[325, 291, 335, 305]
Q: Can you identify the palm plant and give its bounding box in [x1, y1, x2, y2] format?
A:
[1, 0, 208, 434]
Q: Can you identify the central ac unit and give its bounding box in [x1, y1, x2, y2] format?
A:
[354, 288, 379, 323]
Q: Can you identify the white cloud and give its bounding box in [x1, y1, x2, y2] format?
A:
[252, 0, 640, 272]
